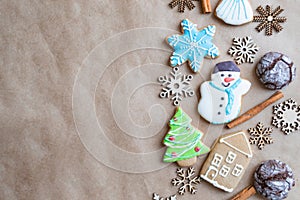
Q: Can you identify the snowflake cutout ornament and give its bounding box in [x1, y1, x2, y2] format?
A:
[169, 0, 198, 13]
[248, 122, 273, 150]
[171, 167, 200, 195]
[166, 19, 219, 73]
[153, 193, 177, 200]
[228, 36, 259, 65]
[253, 5, 287, 36]
[272, 98, 300, 135]
[158, 67, 195, 106]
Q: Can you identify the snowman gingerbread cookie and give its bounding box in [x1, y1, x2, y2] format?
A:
[198, 61, 251, 124]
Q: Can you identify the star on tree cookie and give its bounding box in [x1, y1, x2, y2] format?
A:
[253, 5, 287, 36]
[172, 167, 200, 195]
[228, 36, 259, 65]
[169, 0, 198, 13]
[248, 122, 273, 150]
[158, 67, 194, 106]
[166, 19, 219, 73]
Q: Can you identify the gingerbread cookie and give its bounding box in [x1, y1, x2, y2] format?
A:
[163, 107, 210, 167]
[198, 61, 251, 124]
[200, 131, 252, 192]
[256, 52, 296, 90]
[166, 19, 219, 73]
[215, 0, 253, 25]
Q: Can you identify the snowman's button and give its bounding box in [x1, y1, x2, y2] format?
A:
[221, 97, 225, 100]
[219, 104, 223, 107]
[218, 112, 221, 115]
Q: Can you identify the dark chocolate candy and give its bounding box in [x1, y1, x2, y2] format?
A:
[256, 52, 296, 90]
[254, 160, 295, 200]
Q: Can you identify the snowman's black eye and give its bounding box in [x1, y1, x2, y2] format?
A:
[228, 74, 232, 77]
[221, 74, 224, 77]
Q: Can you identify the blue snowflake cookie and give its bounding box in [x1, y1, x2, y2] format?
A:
[166, 19, 219, 73]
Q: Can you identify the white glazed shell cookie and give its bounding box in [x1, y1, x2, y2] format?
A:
[215, 0, 253, 25]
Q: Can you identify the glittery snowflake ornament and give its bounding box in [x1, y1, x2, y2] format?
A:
[158, 67, 195, 106]
[153, 193, 177, 200]
[228, 36, 259, 65]
[172, 167, 201, 195]
[253, 5, 287, 36]
[169, 0, 198, 13]
[272, 98, 300, 135]
[248, 122, 273, 150]
[166, 19, 219, 73]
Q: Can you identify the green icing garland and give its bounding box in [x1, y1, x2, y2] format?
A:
[163, 107, 210, 163]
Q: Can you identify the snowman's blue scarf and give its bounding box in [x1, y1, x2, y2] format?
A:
[209, 79, 242, 115]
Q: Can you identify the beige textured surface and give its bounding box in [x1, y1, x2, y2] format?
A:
[1, 0, 299, 199]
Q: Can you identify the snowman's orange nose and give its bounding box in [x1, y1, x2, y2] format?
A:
[224, 77, 235, 82]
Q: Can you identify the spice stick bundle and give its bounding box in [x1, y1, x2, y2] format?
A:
[201, 0, 211, 13]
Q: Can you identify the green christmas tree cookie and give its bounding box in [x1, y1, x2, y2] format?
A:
[163, 107, 210, 167]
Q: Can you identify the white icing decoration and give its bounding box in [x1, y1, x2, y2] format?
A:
[225, 151, 236, 164]
[215, 0, 253, 25]
[220, 131, 253, 158]
[211, 153, 223, 167]
[166, 19, 219, 73]
[163, 108, 210, 162]
[219, 165, 230, 177]
[198, 63, 251, 124]
[200, 173, 233, 193]
[200, 131, 252, 192]
[232, 164, 243, 177]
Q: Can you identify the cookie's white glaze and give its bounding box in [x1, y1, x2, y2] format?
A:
[198, 61, 251, 124]
[215, 0, 253, 25]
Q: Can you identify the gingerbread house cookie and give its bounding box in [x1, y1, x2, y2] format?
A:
[200, 131, 252, 192]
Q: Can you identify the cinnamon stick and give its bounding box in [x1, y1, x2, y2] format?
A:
[226, 91, 284, 129]
[201, 0, 212, 13]
[231, 185, 257, 200]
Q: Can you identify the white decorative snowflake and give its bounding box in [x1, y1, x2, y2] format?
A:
[228, 36, 259, 65]
[248, 122, 273, 150]
[171, 167, 200, 195]
[272, 98, 300, 135]
[158, 67, 194, 106]
[153, 193, 177, 200]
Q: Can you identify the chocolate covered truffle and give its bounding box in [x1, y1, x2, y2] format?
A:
[254, 160, 295, 200]
[256, 52, 296, 90]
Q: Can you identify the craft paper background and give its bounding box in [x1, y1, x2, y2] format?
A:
[1, 0, 299, 199]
